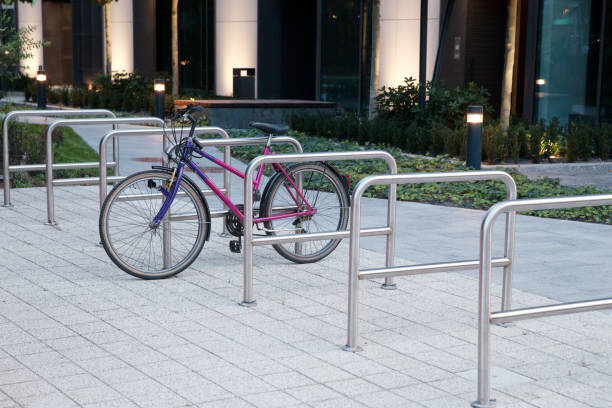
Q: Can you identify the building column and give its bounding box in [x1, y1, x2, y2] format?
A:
[17, 1, 44, 77]
[109, 0, 134, 73]
[378, 0, 440, 88]
[215, 0, 258, 97]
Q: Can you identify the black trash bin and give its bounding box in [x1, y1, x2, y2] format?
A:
[233, 68, 255, 99]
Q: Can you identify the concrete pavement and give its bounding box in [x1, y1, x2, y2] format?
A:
[0, 183, 611, 407]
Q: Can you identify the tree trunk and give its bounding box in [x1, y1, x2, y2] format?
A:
[171, 0, 179, 96]
[500, 0, 518, 129]
[105, 2, 112, 74]
[368, 0, 381, 119]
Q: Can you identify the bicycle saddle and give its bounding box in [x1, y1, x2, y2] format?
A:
[249, 122, 289, 135]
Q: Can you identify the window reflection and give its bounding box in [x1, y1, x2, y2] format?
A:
[320, 0, 371, 112]
[534, 0, 601, 124]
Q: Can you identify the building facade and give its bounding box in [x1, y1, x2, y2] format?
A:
[437, 0, 612, 125]
[14, 0, 609, 124]
[15, 0, 440, 112]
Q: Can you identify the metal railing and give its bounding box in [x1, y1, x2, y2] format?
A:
[473, 194, 612, 408]
[345, 171, 517, 351]
[242, 151, 398, 306]
[2, 109, 116, 207]
[45, 117, 165, 224]
[99, 132, 303, 236]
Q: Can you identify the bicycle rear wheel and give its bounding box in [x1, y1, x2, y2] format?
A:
[99, 170, 209, 279]
[259, 163, 349, 263]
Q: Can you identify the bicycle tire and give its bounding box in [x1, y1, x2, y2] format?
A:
[259, 163, 349, 263]
[99, 169, 209, 279]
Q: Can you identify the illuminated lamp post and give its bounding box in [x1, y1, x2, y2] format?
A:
[36, 66, 47, 109]
[466, 105, 483, 170]
[154, 79, 165, 119]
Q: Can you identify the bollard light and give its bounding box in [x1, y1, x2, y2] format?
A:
[36, 66, 47, 109]
[154, 79, 165, 119]
[466, 105, 483, 170]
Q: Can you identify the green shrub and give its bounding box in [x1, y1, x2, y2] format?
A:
[3, 122, 45, 165]
[482, 121, 507, 164]
[375, 76, 420, 123]
[442, 125, 465, 158]
[427, 81, 492, 129]
[71, 88, 82, 107]
[84, 89, 97, 108]
[375, 77, 492, 132]
[528, 120, 546, 163]
[405, 122, 431, 153]
[542, 117, 562, 161]
[565, 122, 580, 162]
[578, 123, 593, 160]
[508, 122, 527, 163]
[48, 88, 60, 104]
[60, 88, 70, 106]
[595, 123, 611, 160]
[99, 90, 111, 109]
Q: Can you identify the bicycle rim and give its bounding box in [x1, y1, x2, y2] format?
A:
[100, 170, 206, 279]
[263, 164, 349, 263]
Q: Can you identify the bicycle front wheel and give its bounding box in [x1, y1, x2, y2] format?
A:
[99, 170, 209, 279]
[260, 163, 349, 263]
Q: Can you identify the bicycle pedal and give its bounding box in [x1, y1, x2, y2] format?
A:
[229, 240, 242, 253]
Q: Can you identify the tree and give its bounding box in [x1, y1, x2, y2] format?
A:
[171, 0, 179, 96]
[0, 14, 47, 81]
[500, 0, 518, 129]
[92, 0, 119, 75]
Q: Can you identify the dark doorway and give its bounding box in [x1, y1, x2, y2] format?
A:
[71, 0, 103, 87]
[157, 0, 215, 95]
[43, 0, 73, 85]
[258, 1, 317, 99]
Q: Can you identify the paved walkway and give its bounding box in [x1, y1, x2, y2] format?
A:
[482, 162, 612, 190]
[1, 184, 611, 408]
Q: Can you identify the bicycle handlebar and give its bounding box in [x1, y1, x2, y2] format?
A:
[171, 104, 205, 122]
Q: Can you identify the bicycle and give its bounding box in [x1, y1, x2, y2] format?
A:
[99, 105, 350, 279]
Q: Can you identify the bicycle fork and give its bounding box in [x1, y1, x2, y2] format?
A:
[151, 165, 185, 227]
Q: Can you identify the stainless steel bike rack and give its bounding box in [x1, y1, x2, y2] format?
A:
[344, 171, 517, 351]
[473, 194, 612, 408]
[2, 109, 116, 207]
[45, 117, 165, 225]
[242, 151, 398, 306]
[100, 135, 304, 264]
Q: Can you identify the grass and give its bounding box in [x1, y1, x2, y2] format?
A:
[8, 124, 105, 188]
[227, 129, 612, 225]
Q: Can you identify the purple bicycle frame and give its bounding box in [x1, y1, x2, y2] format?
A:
[153, 140, 314, 225]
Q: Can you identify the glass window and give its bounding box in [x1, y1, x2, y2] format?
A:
[534, 0, 601, 124]
[179, 0, 215, 95]
[320, 0, 371, 112]
[599, 3, 612, 122]
[157, 0, 215, 95]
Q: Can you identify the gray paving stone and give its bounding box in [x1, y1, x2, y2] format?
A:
[242, 390, 300, 408]
[197, 397, 255, 408]
[18, 392, 79, 408]
[1, 380, 57, 399]
[64, 385, 122, 405]
[325, 377, 383, 396]
[284, 384, 341, 403]
[2, 184, 612, 407]
[0, 369, 38, 385]
[260, 371, 315, 389]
